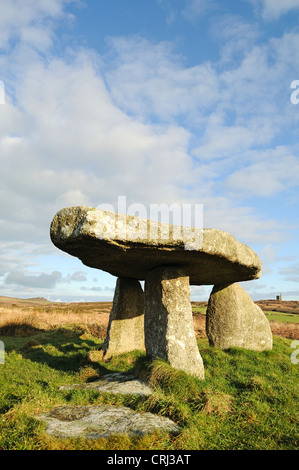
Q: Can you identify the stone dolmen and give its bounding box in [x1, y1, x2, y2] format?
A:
[50, 206, 272, 380]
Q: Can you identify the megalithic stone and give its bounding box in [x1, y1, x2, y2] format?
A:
[103, 277, 145, 359]
[144, 266, 205, 379]
[50, 206, 264, 379]
[50, 206, 262, 285]
[206, 283, 273, 351]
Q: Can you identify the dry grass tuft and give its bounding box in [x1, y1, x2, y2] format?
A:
[86, 350, 105, 363]
[77, 366, 101, 382]
[201, 390, 234, 415]
[0, 308, 45, 337]
[269, 321, 299, 340]
[192, 313, 206, 338]
[0, 302, 298, 342]
[21, 339, 41, 351]
[0, 305, 110, 338]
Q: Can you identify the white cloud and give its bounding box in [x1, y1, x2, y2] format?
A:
[279, 262, 299, 282]
[190, 28, 299, 176]
[56, 189, 92, 208]
[80, 286, 115, 293]
[193, 125, 255, 160]
[1, 39, 200, 250]
[1, 1, 299, 301]
[250, 0, 299, 20]
[211, 15, 261, 64]
[106, 29, 299, 167]
[3, 268, 89, 290]
[157, 0, 215, 24]
[200, 196, 284, 245]
[182, 0, 215, 21]
[105, 36, 219, 124]
[0, 0, 76, 50]
[67, 271, 87, 282]
[224, 148, 299, 197]
[1, 25, 295, 255]
[5, 270, 62, 289]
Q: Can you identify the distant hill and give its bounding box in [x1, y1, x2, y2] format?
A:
[192, 299, 299, 315]
[26, 297, 52, 303]
[0, 295, 298, 314]
[0, 295, 52, 306]
[255, 299, 299, 315]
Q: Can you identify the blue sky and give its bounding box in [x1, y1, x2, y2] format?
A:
[0, 0, 299, 302]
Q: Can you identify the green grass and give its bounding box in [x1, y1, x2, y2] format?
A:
[0, 327, 298, 450]
[264, 311, 299, 323]
[192, 306, 207, 314]
[192, 306, 299, 324]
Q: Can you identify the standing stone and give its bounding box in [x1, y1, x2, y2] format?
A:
[206, 283, 273, 351]
[144, 266, 205, 379]
[103, 277, 145, 359]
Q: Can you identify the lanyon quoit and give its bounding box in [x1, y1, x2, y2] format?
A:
[50, 206, 272, 379]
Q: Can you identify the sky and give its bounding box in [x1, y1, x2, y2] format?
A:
[0, 0, 299, 303]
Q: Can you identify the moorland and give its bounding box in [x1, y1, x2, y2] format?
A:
[0, 295, 298, 450]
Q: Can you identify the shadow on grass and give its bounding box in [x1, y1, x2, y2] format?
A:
[0, 324, 151, 380]
[0, 322, 44, 337]
[1, 326, 103, 373]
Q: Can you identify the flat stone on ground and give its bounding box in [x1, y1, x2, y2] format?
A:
[34, 404, 181, 439]
[59, 372, 153, 397]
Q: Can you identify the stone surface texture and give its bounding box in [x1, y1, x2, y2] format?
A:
[102, 277, 145, 359]
[35, 404, 181, 439]
[145, 266, 205, 379]
[206, 283, 273, 351]
[50, 206, 261, 285]
[59, 372, 152, 397]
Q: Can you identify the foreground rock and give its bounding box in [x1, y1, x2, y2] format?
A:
[145, 266, 205, 379]
[50, 206, 261, 285]
[102, 278, 145, 359]
[206, 283, 273, 351]
[35, 405, 181, 439]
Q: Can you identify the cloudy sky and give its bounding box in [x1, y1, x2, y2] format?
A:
[1, 0, 299, 302]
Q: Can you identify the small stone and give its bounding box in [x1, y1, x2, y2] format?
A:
[144, 266, 205, 379]
[206, 283, 273, 351]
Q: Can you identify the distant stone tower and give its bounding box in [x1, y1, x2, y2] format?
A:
[276, 294, 282, 301]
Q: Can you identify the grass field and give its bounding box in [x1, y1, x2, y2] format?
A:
[263, 312, 299, 323]
[192, 305, 299, 323]
[0, 300, 298, 450]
